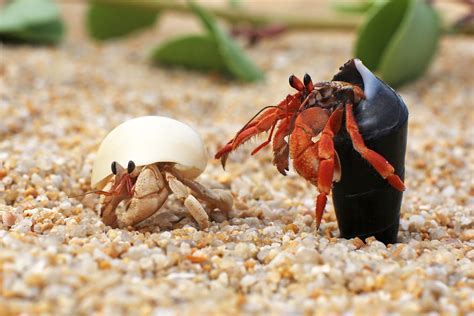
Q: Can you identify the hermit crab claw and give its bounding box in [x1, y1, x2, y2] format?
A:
[90, 116, 233, 229]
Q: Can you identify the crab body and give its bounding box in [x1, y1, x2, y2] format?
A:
[215, 59, 406, 229]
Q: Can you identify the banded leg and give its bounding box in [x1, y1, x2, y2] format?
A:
[345, 103, 405, 191]
[250, 118, 278, 155]
[272, 117, 292, 175]
[315, 107, 344, 228]
[231, 108, 283, 149]
[289, 107, 342, 228]
[214, 74, 307, 166]
[215, 95, 301, 162]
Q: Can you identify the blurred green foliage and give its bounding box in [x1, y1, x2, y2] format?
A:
[87, 1, 263, 82]
[151, 35, 229, 73]
[332, 0, 382, 14]
[186, 2, 263, 82]
[0, 0, 445, 86]
[0, 0, 64, 44]
[353, 0, 440, 87]
[87, 2, 159, 40]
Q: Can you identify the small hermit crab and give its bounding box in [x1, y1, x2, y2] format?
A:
[89, 116, 233, 229]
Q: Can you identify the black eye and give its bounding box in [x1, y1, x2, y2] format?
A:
[127, 161, 135, 173]
[303, 73, 312, 86]
[111, 161, 118, 175]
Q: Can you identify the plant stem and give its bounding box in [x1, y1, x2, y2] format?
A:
[90, 0, 361, 31]
[90, 0, 473, 35]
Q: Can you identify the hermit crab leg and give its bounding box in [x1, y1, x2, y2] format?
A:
[165, 172, 210, 229]
[215, 74, 308, 167]
[164, 166, 233, 213]
[288, 106, 343, 229]
[345, 103, 405, 191]
[272, 117, 292, 175]
[315, 107, 344, 228]
[214, 106, 281, 162]
[230, 104, 289, 149]
[249, 116, 278, 155]
[215, 96, 300, 165]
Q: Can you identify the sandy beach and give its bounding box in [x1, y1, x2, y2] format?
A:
[1, 3, 473, 315]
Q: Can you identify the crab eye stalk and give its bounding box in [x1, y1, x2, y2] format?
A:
[289, 74, 304, 92]
[303, 73, 314, 91]
[127, 160, 135, 173]
[111, 161, 118, 175]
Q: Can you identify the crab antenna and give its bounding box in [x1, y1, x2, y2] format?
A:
[289, 75, 305, 92]
[304, 73, 314, 91]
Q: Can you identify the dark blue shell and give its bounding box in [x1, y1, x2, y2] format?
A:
[331, 59, 408, 244]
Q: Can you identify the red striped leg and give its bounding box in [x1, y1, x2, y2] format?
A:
[315, 107, 343, 228]
[272, 117, 292, 175]
[345, 103, 405, 191]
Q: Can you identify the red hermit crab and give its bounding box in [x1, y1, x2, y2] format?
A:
[215, 59, 406, 229]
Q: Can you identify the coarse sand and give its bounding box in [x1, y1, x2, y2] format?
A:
[1, 4, 473, 315]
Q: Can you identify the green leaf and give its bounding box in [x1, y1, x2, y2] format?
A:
[87, 2, 158, 40]
[228, 0, 242, 9]
[9, 19, 64, 43]
[355, 0, 440, 87]
[189, 1, 264, 82]
[151, 35, 228, 73]
[0, 0, 64, 44]
[331, 0, 379, 14]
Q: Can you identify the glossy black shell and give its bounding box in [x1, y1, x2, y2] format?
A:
[332, 59, 408, 244]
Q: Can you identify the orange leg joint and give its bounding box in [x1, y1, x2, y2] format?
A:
[345, 103, 405, 191]
[290, 107, 343, 229]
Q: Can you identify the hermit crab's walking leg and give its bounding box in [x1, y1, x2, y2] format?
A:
[345, 103, 405, 191]
[214, 106, 283, 165]
[315, 107, 344, 228]
[250, 122, 277, 155]
[231, 108, 282, 149]
[164, 166, 233, 229]
[215, 93, 302, 166]
[165, 172, 210, 229]
[289, 107, 343, 228]
[272, 117, 292, 175]
[101, 194, 120, 228]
